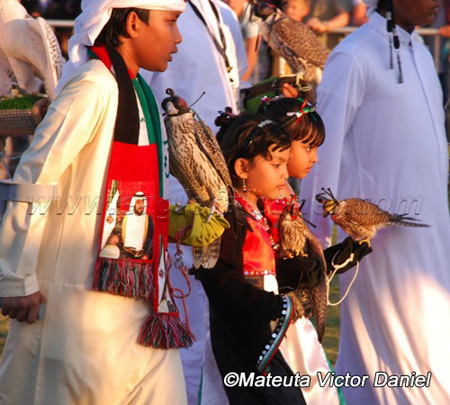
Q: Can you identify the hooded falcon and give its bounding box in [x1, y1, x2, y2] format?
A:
[162, 88, 234, 269]
[0, 0, 63, 100]
[251, 1, 329, 88]
[278, 202, 328, 342]
[316, 188, 430, 246]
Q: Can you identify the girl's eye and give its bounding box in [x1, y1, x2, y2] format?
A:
[273, 164, 281, 168]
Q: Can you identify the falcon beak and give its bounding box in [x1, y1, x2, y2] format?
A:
[164, 101, 178, 116]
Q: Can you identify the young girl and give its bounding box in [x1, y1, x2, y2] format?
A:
[197, 113, 307, 405]
[260, 96, 371, 404]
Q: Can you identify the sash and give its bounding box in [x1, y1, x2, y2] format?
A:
[91, 44, 194, 349]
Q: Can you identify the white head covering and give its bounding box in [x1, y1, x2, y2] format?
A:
[56, 0, 186, 93]
[124, 192, 148, 252]
[362, 0, 378, 17]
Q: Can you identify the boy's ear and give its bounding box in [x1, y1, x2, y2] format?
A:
[125, 11, 140, 39]
[234, 158, 249, 180]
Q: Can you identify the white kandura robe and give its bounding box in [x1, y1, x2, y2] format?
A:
[301, 12, 450, 404]
[0, 60, 186, 405]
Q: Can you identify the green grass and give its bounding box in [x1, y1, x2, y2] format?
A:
[0, 94, 43, 110]
[322, 277, 340, 366]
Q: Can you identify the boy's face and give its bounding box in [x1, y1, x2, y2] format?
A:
[394, 0, 440, 29]
[134, 10, 182, 72]
[287, 140, 318, 179]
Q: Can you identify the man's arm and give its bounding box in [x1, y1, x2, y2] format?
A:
[0, 69, 116, 322]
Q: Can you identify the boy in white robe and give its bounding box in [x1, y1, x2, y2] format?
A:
[0, 1, 202, 404]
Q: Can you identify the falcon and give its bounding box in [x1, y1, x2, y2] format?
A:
[316, 188, 430, 246]
[0, 0, 63, 100]
[278, 202, 328, 342]
[251, 1, 329, 88]
[162, 88, 234, 269]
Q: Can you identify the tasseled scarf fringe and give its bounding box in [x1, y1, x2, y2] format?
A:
[93, 258, 155, 299]
[138, 313, 195, 349]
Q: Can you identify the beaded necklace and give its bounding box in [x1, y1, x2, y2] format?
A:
[235, 193, 279, 253]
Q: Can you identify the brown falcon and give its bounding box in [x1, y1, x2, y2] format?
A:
[278, 202, 328, 342]
[251, 1, 329, 88]
[316, 188, 430, 246]
[162, 88, 234, 269]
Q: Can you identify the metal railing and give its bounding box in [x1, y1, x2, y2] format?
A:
[46, 20, 442, 71]
[327, 26, 441, 70]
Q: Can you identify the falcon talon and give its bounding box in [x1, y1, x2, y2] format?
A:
[174, 203, 184, 214]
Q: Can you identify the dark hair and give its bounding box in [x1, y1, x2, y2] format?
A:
[95, 8, 150, 48]
[216, 112, 291, 186]
[376, 0, 387, 12]
[259, 97, 325, 147]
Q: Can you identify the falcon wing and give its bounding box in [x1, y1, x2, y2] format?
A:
[0, 1, 63, 101]
[192, 112, 233, 189]
[343, 199, 392, 227]
[271, 16, 329, 69]
[27, 16, 63, 101]
[305, 226, 328, 342]
[165, 116, 210, 203]
[0, 49, 13, 96]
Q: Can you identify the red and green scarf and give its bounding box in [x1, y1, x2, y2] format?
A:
[91, 44, 193, 349]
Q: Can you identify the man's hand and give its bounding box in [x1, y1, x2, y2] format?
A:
[1, 291, 46, 324]
[282, 82, 299, 98]
[306, 17, 329, 34]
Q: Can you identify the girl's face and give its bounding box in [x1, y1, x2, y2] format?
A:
[240, 145, 290, 205]
[288, 140, 318, 179]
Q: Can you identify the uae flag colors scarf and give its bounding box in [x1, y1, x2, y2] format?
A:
[91, 44, 194, 349]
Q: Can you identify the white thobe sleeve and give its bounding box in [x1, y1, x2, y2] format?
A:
[0, 75, 112, 297]
[219, 4, 248, 83]
[301, 49, 366, 246]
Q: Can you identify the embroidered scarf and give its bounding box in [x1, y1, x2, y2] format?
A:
[92, 44, 193, 349]
[234, 194, 277, 278]
[233, 193, 294, 375]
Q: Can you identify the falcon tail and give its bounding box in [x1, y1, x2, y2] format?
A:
[192, 238, 221, 269]
[309, 266, 328, 343]
[388, 215, 430, 228]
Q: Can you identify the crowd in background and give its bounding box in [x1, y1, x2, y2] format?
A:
[19, 0, 450, 128]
